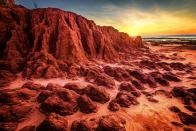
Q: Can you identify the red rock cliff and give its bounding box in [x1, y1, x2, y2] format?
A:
[0, 6, 143, 80]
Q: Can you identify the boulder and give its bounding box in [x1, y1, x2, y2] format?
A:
[139, 60, 156, 69]
[184, 105, 196, 112]
[187, 88, 196, 95]
[142, 91, 153, 97]
[37, 90, 53, 103]
[171, 121, 183, 127]
[182, 96, 193, 105]
[103, 66, 123, 81]
[85, 85, 110, 104]
[64, 83, 84, 95]
[171, 87, 189, 97]
[128, 70, 147, 83]
[71, 115, 126, 131]
[154, 89, 172, 98]
[108, 99, 120, 112]
[116, 91, 139, 107]
[71, 119, 98, 131]
[16, 88, 37, 100]
[115, 68, 132, 81]
[44, 66, 62, 79]
[178, 112, 196, 125]
[46, 83, 63, 91]
[119, 82, 136, 92]
[154, 77, 169, 86]
[95, 74, 115, 89]
[40, 96, 78, 116]
[145, 75, 157, 88]
[131, 80, 146, 90]
[156, 62, 171, 71]
[84, 68, 115, 89]
[163, 72, 181, 82]
[169, 106, 181, 113]
[147, 96, 159, 103]
[150, 72, 170, 86]
[37, 113, 68, 131]
[56, 88, 79, 102]
[119, 82, 141, 97]
[22, 82, 45, 91]
[96, 115, 126, 131]
[170, 62, 189, 71]
[77, 95, 97, 114]
[104, 66, 131, 81]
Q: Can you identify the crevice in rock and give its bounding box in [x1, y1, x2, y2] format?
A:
[10, 10, 20, 25]
[48, 19, 59, 56]
[24, 12, 34, 50]
[65, 16, 72, 30]
[35, 29, 45, 51]
[0, 28, 12, 58]
[93, 32, 101, 55]
[76, 17, 91, 56]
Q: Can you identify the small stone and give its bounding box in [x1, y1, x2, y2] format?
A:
[169, 106, 181, 113]
[184, 105, 196, 112]
[178, 112, 196, 125]
[108, 99, 120, 112]
[171, 121, 183, 127]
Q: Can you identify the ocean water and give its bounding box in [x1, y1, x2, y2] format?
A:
[143, 34, 196, 44]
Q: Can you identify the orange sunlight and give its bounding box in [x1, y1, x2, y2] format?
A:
[92, 6, 196, 36]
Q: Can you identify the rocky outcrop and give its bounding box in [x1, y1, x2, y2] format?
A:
[116, 91, 139, 108]
[71, 115, 126, 131]
[37, 113, 68, 131]
[77, 95, 98, 113]
[85, 85, 110, 104]
[0, 5, 143, 83]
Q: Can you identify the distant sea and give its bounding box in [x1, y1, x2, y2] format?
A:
[143, 34, 196, 44]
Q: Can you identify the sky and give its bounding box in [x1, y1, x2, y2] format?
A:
[15, 0, 196, 36]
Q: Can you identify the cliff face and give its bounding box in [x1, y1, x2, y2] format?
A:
[0, 6, 143, 80]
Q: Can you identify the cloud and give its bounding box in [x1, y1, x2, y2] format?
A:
[89, 4, 196, 35]
[16, 0, 196, 35]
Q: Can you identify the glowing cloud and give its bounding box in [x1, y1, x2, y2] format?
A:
[16, 0, 196, 36]
[91, 5, 196, 36]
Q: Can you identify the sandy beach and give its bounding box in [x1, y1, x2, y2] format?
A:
[0, 43, 195, 131]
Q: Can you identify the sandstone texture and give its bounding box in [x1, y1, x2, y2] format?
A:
[0, 5, 143, 85]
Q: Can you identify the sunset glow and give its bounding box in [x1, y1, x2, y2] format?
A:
[16, 0, 196, 36]
[92, 6, 196, 36]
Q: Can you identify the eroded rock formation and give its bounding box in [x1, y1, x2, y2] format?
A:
[0, 5, 143, 84]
